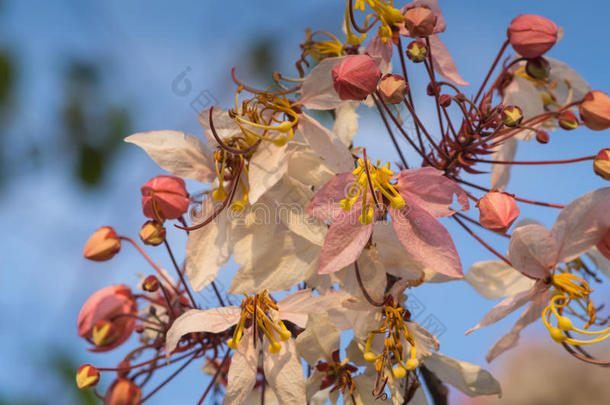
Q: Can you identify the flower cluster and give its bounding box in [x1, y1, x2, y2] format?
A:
[76, 1, 610, 404]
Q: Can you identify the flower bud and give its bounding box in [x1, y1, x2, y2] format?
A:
[597, 229, 610, 260]
[501, 105, 523, 127]
[378, 74, 407, 104]
[142, 275, 160, 292]
[535, 130, 550, 144]
[141, 175, 190, 221]
[84, 226, 121, 262]
[139, 220, 166, 246]
[406, 40, 427, 63]
[558, 110, 579, 130]
[77, 285, 138, 352]
[331, 55, 381, 101]
[477, 191, 520, 234]
[579, 91, 610, 131]
[593, 148, 610, 180]
[76, 364, 100, 390]
[525, 57, 550, 80]
[403, 7, 436, 37]
[439, 94, 452, 107]
[507, 14, 558, 59]
[104, 379, 142, 405]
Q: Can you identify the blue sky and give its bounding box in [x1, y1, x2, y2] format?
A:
[1, 0, 609, 403]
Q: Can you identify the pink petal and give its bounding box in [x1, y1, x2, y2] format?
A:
[486, 288, 552, 362]
[551, 187, 610, 263]
[507, 224, 558, 279]
[318, 209, 373, 275]
[390, 203, 463, 278]
[298, 57, 344, 110]
[307, 172, 355, 222]
[429, 35, 468, 86]
[466, 281, 546, 335]
[365, 34, 393, 68]
[396, 167, 469, 217]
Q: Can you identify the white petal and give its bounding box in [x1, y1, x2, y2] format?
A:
[166, 307, 240, 355]
[298, 57, 344, 110]
[335, 246, 388, 304]
[185, 200, 232, 291]
[551, 187, 610, 263]
[286, 149, 336, 191]
[407, 321, 440, 358]
[298, 113, 354, 173]
[125, 130, 215, 183]
[263, 338, 306, 405]
[490, 137, 517, 191]
[222, 329, 259, 405]
[423, 352, 502, 397]
[332, 102, 360, 147]
[547, 58, 591, 104]
[279, 289, 349, 328]
[295, 312, 341, 366]
[248, 142, 289, 204]
[508, 224, 558, 279]
[465, 260, 534, 300]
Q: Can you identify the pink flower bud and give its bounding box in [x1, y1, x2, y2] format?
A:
[139, 220, 166, 246]
[558, 110, 579, 130]
[76, 364, 100, 390]
[439, 94, 452, 107]
[142, 275, 160, 292]
[331, 55, 381, 101]
[83, 226, 121, 262]
[477, 191, 520, 234]
[593, 148, 610, 180]
[535, 130, 550, 144]
[579, 91, 610, 131]
[104, 379, 142, 405]
[77, 285, 138, 352]
[406, 40, 427, 63]
[378, 74, 407, 104]
[403, 6, 437, 37]
[597, 229, 610, 260]
[141, 175, 190, 221]
[502, 105, 523, 127]
[507, 14, 558, 59]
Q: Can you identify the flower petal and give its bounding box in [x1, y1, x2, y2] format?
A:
[465, 260, 534, 300]
[279, 289, 349, 328]
[373, 222, 425, 280]
[263, 338, 306, 405]
[396, 167, 469, 217]
[428, 35, 468, 86]
[307, 172, 355, 222]
[486, 289, 552, 362]
[507, 224, 558, 279]
[490, 137, 518, 191]
[298, 57, 344, 110]
[390, 203, 463, 278]
[551, 187, 610, 263]
[423, 352, 502, 397]
[125, 130, 215, 183]
[295, 312, 341, 365]
[365, 34, 393, 68]
[198, 107, 243, 148]
[466, 281, 546, 335]
[165, 307, 240, 355]
[332, 102, 360, 147]
[298, 113, 354, 173]
[318, 209, 374, 275]
[248, 142, 289, 204]
[586, 247, 610, 278]
[222, 329, 259, 405]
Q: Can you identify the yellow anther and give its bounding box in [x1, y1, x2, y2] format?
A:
[392, 365, 406, 379]
[268, 341, 282, 354]
[557, 316, 573, 331]
[278, 322, 292, 341]
[212, 188, 227, 201]
[227, 338, 238, 350]
[364, 352, 378, 363]
[405, 358, 419, 370]
[549, 327, 566, 343]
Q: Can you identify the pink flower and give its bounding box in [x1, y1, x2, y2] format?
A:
[308, 162, 469, 277]
[476, 191, 520, 234]
[83, 226, 121, 262]
[579, 91, 610, 131]
[141, 175, 190, 221]
[77, 285, 138, 352]
[104, 378, 142, 405]
[331, 55, 381, 101]
[507, 14, 558, 59]
[467, 187, 610, 361]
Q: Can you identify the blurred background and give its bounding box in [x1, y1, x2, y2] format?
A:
[0, 0, 608, 403]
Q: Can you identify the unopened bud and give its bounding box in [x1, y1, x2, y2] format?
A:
[378, 74, 407, 104]
[426, 82, 440, 97]
[439, 94, 452, 107]
[477, 191, 520, 234]
[139, 220, 166, 246]
[141, 175, 190, 221]
[558, 110, 579, 130]
[579, 91, 610, 131]
[403, 6, 436, 37]
[76, 364, 100, 390]
[535, 130, 550, 144]
[92, 320, 118, 347]
[84, 226, 121, 262]
[104, 378, 142, 405]
[501, 105, 523, 127]
[142, 275, 160, 292]
[593, 148, 610, 180]
[507, 14, 558, 59]
[331, 55, 381, 101]
[406, 40, 427, 63]
[525, 57, 551, 80]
